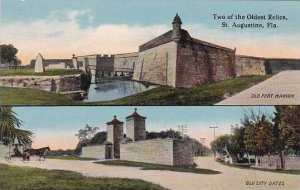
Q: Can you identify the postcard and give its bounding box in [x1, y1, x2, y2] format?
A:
[0, 0, 300, 105]
[0, 106, 300, 190]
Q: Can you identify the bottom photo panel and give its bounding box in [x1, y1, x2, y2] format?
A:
[0, 106, 299, 190]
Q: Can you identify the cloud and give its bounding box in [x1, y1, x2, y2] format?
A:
[1, 9, 300, 64]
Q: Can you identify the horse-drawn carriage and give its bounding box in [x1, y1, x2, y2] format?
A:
[5, 143, 50, 163]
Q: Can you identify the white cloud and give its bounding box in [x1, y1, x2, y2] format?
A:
[1, 9, 300, 64]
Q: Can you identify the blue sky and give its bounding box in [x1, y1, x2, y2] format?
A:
[12, 106, 275, 150]
[1, 0, 300, 64]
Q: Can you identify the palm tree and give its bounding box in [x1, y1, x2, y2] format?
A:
[0, 106, 33, 146]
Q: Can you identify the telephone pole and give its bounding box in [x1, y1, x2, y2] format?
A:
[210, 126, 218, 141]
[178, 125, 187, 136]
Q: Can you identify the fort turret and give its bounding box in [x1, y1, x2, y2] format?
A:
[126, 108, 146, 141]
[106, 115, 124, 158]
[172, 13, 182, 43]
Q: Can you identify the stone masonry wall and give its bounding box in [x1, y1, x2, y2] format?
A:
[176, 41, 235, 87]
[133, 42, 177, 86]
[173, 140, 194, 166]
[114, 53, 138, 71]
[265, 59, 300, 74]
[235, 55, 265, 77]
[126, 118, 146, 141]
[81, 145, 106, 159]
[0, 74, 89, 93]
[120, 138, 174, 165]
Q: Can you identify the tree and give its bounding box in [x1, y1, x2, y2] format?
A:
[0, 44, 21, 68]
[74, 125, 99, 154]
[75, 125, 99, 141]
[0, 106, 33, 146]
[210, 135, 231, 154]
[273, 106, 300, 169]
[229, 125, 246, 159]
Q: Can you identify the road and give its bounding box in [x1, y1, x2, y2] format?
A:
[1, 157, 299, 190]
[217, 71, 300, 105]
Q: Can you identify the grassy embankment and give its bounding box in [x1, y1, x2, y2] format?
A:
[87, 75, 272, 105]
[0, 74, 271, 105]
[0, 164, 168, 190]
[0, 68, 83, 76]
[96, 160, 221, 175]
[216, 159, 300, 175]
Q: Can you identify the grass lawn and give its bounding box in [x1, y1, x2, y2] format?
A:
[0, 164, 168, 190]
[90, 75, 271, 105]
[46, 156, 97, 161]
[0, 75, 271, 105]
[0, 69, 83, 77]
[0, 86, 78, 105]
[96, 160, 221, 175]
[216, 159, 300, 175]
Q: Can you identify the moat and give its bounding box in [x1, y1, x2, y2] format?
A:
[82, 80, 155, 102]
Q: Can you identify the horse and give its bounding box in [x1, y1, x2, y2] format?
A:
[24, 147, 50, 161]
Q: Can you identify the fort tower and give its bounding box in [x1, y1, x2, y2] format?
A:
[126, 108, 146, 141]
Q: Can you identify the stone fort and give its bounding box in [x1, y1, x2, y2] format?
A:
[81, 109, 194, 166]
[31, 14, 300, 87]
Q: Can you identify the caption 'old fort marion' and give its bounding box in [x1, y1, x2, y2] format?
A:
[31, 14, 300, 88]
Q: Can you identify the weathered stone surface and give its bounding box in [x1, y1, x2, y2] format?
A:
[265, 59, 300, 74]
[120, 138, 174, 165]
[107, 117, 124, 159]
[235, 55, 265, 77]
[35, 54, 45, 73]
[114, 52, 138, 72]
[133, 41, 177, 86]
[81, 145, 106, 159]
[126, 118, 146, 142]
[0, 74, 89, 93]
[120, 138, 194, 166]
[173, 140, 194, 166]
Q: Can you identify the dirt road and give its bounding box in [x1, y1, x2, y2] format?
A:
[1, 157, 299, 190]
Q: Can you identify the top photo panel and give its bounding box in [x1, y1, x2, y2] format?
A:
[0, 0, 300, 106]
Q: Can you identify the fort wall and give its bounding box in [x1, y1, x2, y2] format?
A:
[265, 59, 300, 74]
[173, 140, 194, 166]
[176, 41, 235, 87]
[0, 74, 89, 93]
[81, 145, 106, 159]
[235, 55, 265, 77]
[133, 42, 177, 86]
[114, 52, 138, 72]
[120, 138, 174, 165]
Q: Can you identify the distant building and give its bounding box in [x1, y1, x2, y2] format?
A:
[81, 109, 194, 166]
[30, 54, 74, 70]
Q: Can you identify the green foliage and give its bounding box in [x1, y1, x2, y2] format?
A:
[0, 106, 33, 145]
[146, 129, 181, 139]
[0, 164, 167, 190]
[0, 44, 21, 67]
[0, 86, 77, 105]
[0, 75, 271, 106]
[92, 75, 271, 105]
[97, 160, 221, 175]
[0, 68, 83, 77]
